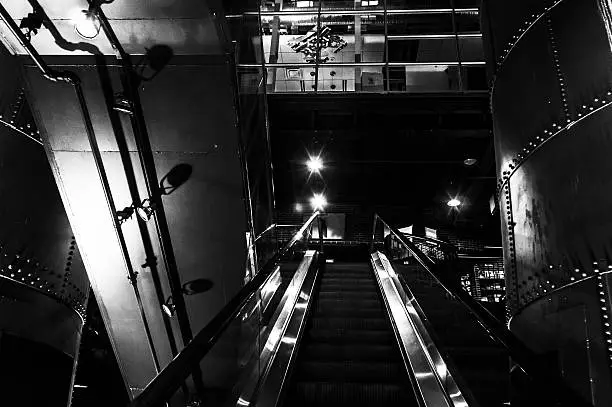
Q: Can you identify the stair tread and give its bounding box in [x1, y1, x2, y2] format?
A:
[286, 381, 416, 407]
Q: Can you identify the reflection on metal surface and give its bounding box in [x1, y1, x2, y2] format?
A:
[254, 251, 319, 407]
[234, 250, 317, 407]
[371, 251, 468, 407]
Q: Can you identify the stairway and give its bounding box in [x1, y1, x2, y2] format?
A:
[281, 262, 418, 407]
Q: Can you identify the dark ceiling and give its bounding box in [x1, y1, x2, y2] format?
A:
[268, 93, 500, 233]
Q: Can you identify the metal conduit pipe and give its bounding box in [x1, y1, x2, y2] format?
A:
[0, 2, 163, 375]
[93, 5, 206, 394]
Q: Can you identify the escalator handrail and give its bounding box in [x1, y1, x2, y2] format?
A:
[373, 214, 593, 407]
[129, 211, 321, 407]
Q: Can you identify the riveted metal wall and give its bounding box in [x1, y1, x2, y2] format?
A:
[0, 46, 87, 406]
[483, 0, 612, 404]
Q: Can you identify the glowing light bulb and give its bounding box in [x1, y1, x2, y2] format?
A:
[310, 193, 327, 210]
[306, 155, 324, 173]
[447, 198, 461, 207]
[72, 9, 101, 39]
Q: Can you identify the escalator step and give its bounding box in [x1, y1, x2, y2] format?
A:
[316, 298, 383, 311]
[299, 343, 398, 361]
[319, 280, 378, 288]
[305, 328, 395, 345]
[312, 307, 385, 319]
[318, 291, 379, 300]
[310, 316, 389, 330]
[287, 381, 414, 407]
[318, 285, 378, 293]
[294, 360, 405, 382]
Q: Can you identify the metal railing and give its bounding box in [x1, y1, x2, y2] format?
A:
[372, 213, 593, 407]
[129, 211, 324, 407]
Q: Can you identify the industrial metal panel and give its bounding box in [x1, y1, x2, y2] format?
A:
[492, 21, 562, 175]
[551, 0, 612, 118]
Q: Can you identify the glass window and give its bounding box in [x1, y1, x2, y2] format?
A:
[386, 0, 451, 10]
[387, 13, 454, 35]
[388, 38, 458, 62]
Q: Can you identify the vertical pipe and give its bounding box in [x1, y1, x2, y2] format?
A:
[71, 77, 164, 374]
[94, 7, 205, 395]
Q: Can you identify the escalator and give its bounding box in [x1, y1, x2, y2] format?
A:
[129, 213, 593, 407]
[282, 261, 417, 407]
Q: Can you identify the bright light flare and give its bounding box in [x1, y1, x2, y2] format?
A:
[310, 193, 327, 210]
[71, 9, 101, 39]
[447, 198, 461, 207]
[306, 155, 324, 173]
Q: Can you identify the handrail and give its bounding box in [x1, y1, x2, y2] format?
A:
[130, 211, 321, 407]
[373, 214, 593, 407]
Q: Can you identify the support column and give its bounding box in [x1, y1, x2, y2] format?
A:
[483, 0, 612, 405]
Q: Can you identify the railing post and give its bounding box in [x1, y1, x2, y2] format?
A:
[317, 214, 324, 254]
[370, 213, 378, 252]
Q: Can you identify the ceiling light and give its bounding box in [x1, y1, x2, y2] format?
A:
[295, 203, 303, 212]
[72, 8, 101, 39]
[447, 198, 461, 207]
[310, 193, 327, 211]
[306, 155, 324, 173]
[463, 158, 478, 166]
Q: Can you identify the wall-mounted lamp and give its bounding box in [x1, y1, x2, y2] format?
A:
[19, 10, 44, 40]
[112, 93, 134, 115]
[116, 198, 157, 224]
[72, 8, 101, 39]
[135, 198, 157, 222]
[162, 296, 176, 317]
